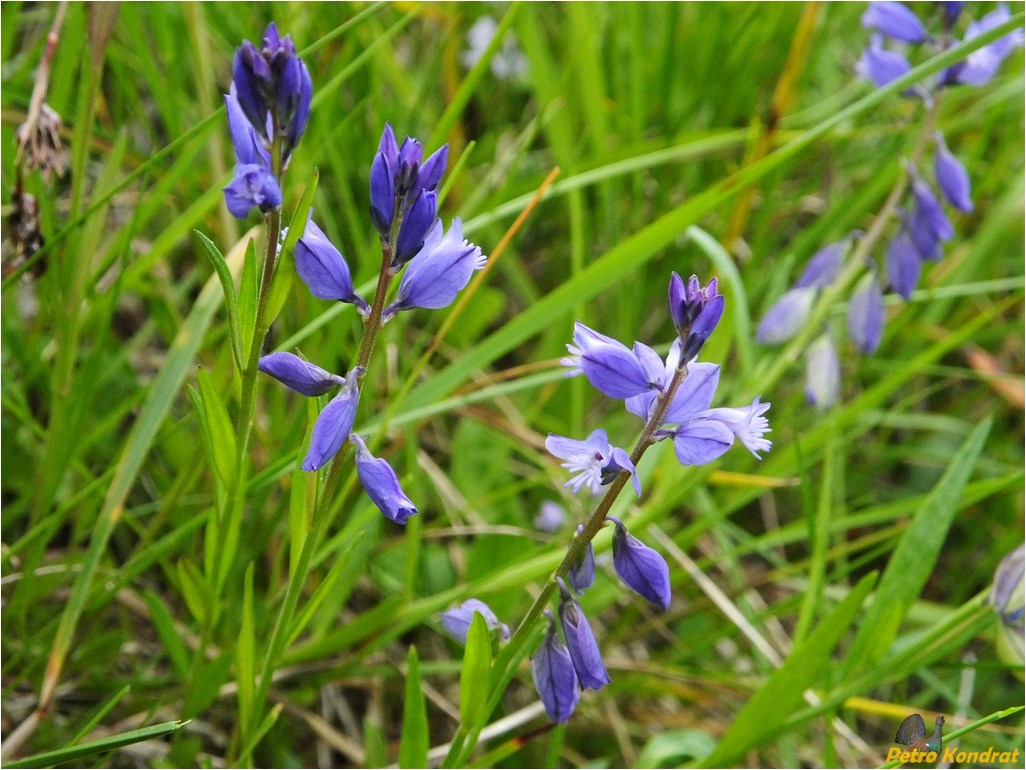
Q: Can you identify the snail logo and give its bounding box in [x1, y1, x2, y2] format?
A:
[886, 713, 944, 763]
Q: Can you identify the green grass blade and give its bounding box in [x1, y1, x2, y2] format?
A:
[844, 418, 994, 675]
[5, 720, 187, 769]
[398, 646, 429, 770]
[701, 572, 877, 767]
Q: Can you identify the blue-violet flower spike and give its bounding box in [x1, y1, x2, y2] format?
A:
[847, 273, 886, 354]
[861, 2, 929, 43]
[607, 516, 671, 609]
[531, 611, 579, 724]
[546, 429, 641, 497]
[301, 369, 362, 471]
[295, 212, 370, 314]
[805, 335, 840, 408]
[351, 435, 418, 524]
[384, 218, 486, 318]
[557, 578, 610, 690]
[258, 351, 345, 396]
[440, 599, 510, 644]
[569, 524, 596, 594]
[933, 132, 973, 212]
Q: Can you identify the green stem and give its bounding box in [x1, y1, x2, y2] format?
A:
[250, 216, 401, 737]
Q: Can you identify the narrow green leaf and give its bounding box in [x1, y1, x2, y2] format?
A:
[236, 563, 256, 745]
[288, 462, 310, 576]
[5, 720, 186, 769]
[142, 591, 189, 679]
[194, 230, 243, 372]
[286, 530, 364, 646]
[459, 612, 493, 728]
[702, 572, 877, 767]
[69, 684, 132, 746]
[196, 369, 238, 490]
[238, 237, 259, 362]
[176, 558, 214, 627]
[237, 704, 283, 765]
[398, 646, 429, 770]
[844, 418, 993, 674]
[265, 169, 319, 328]
[363, 717, 388, 769]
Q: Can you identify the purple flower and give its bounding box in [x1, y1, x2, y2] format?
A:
[861, 2, 929, 43]
[257, 351, 344, 396]
[531, 611, 579, 723]
[393, 190, 438, 268]
[649, 363, 735, 466]
[557, 579, 610, 690]
[607, 516, 671, 609]
[369, 123, 449, 263]
[232, 23, 312, 157]
[909, 177, 953, 261]
[568, 525, 596, 594]
[295, 212, 370, 314]
[223, 163, 282, 219]
[805, 335, 840, 408]
[795, 241, 847, 289]
[943, 5, 1024, 87]
[933, 132, 973, 213]
[545, 429, 641, 497]
[667, 273, 725, 360]
[847, 272, 886, 354]
[258, 352, 361, 470]
[352, 435, 417, 524]
[857, 35, 912, 88]
[701, 397, 773, 459]
[534, 501, 567, 533]
[757, 287, 816, 344]
[885, 226, 922, 299]
[630, 355, 771, 467]
[561, 322, 658, 400]
[383, 218, 486, 318]
[669, 419, 735, 466]
[440, 599, 510, 644]
[225, 86, 270, 169]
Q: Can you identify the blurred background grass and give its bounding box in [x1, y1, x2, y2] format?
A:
[1, 2, 1023, 767]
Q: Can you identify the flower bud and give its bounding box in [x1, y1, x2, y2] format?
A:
[531, 611, 579, 723]
[557, 578, 610, 690]
[608, 517, 671, 609]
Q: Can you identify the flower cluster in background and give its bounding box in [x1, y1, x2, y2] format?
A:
[758, 2, 1022, 408]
